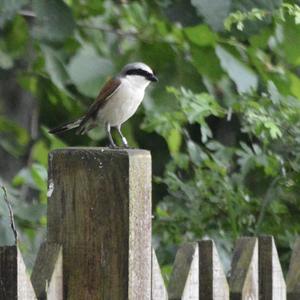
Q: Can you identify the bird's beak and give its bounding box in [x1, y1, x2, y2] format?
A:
[149, 74, 158, 82]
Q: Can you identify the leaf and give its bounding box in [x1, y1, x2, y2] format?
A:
[179, 88, 224, 124]
[31, 164, 47, 193]
[295, 5, 300, 24]
[187, 140, 203, 165]
[41, 45, 69, 90]
[0, 0, 28, 27]
[0, 117, 29, 156]
[249, 27, 273, 49]
[267, 81, 280, 104]
[12, 169, 31, 187]
[201, 123, 213, 143]
[69, 0, 104, 18]
[232, 0, 282, 13]
[289, 73, 300, 99]
[191, 0, 231, 31]
[67, 46, 113, 98]
[167, 129, 182, 154]
[0, 50, 13, 69]
[12, 202, 46, 222]
[191, 46, 223, 80]
[32, 0, 75, 42]
[264, 122, 282, 139]
[142, 111, 185, 139]
[3, 16, 29, 59]
[161, 0, 199, 26]
[229, 0, 282, 35]
[216, 45, 258, 94]
[31, 141, 49, 166]
[184, 24, 217, 47]
[281, 18, 300, 66]
[13, 163, 47, 193]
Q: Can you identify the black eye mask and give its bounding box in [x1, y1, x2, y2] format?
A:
[126, 68, 158, 82]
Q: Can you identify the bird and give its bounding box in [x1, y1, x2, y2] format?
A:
[49, 62, 158, 148]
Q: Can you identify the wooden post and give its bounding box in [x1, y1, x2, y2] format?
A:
[31, 242, 63, 299]
[151, 249, 168, 300]
[168, 243, 199, 299]
[259, 236, 286, 300]
[47, 148, 152, 300]
[286, 238, 300, 300]
[229, 237, 258, 300]
[198, 240, 229, 300]
[0, 246, 37, 299]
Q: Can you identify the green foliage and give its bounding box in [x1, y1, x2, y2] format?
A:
[0, 183, 46, 269]
[0, 117, 30, 156]
[225, 3, 300, 31]
[216, 45, 258, 94]
[1, 0, 300, 276]
[191, 0, 231, 31]
[0, 0, 29, 27]
[32, 0, 75, 42]
[67, 46, 113, 97]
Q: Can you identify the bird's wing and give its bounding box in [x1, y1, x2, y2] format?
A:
[78, 77, 122, 131]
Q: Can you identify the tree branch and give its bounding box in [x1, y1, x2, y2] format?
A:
[18, 9, 36, 18]
[1, 187, 18, 245]
[76, 22, 139, 37]
[18, 10, 140, 37]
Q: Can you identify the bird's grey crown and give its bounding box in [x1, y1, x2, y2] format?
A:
[120, 62, 153, 76]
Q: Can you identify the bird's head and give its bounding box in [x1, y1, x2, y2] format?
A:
[120, 62, 158, 88]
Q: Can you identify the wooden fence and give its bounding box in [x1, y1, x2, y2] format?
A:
[0, 148, 300, 299]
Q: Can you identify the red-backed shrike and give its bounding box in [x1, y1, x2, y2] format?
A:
[49, 62, 158, 148]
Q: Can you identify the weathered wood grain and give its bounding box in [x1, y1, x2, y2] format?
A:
[168, 243, 199, 300]
[0, 245, 37, 299]
[259, 236, 286, 300]
[47, 148, 152, 300]
[151, 249, 168, 300]
[31, 242, 62, 300]
[229, 237, 258, 300]
[287, 238, 300, 300]
[199, 240, 229, 300]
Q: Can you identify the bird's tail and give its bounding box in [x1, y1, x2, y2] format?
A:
[49, 118, 83, 134]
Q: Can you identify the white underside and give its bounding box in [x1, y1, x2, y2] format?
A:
[97, 75, 149, 127]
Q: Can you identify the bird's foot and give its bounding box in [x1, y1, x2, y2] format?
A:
[107, 144, 126, 149]
[108, 144, 117, 149]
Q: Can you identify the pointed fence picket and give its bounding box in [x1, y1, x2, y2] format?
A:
[229, 237, 258, 299]
[168, 243, 199, 299]
[154, 237, 300, 300]
[0, 148, 300, 299]
[286, 238, 300, 300]
[0, 246, 36, 299]
[152, 249, 168, 300]
[31, 242, 62, 300]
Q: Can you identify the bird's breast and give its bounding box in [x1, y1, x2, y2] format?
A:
[97, 81, 145, 127]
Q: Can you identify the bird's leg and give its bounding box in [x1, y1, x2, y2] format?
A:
[117, 125, 129, 148]
[105, 122, 117, 148]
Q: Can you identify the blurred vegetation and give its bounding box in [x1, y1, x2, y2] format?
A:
[1, 0, 300, 279]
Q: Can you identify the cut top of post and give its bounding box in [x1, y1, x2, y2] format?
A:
[49, 147, 150, 159]
[47, 147, 152, 243]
